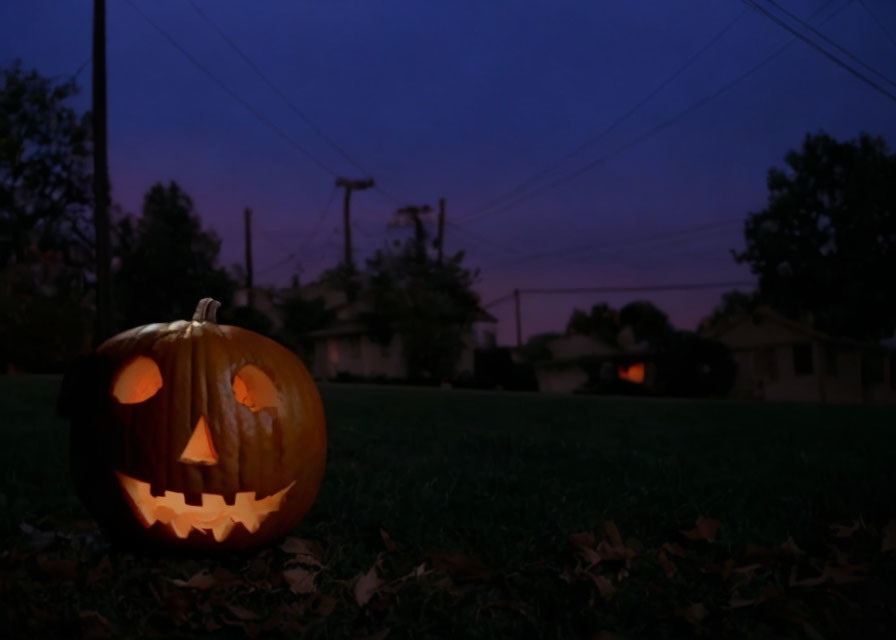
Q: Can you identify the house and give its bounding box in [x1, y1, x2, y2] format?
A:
[531, 334, 619, 393]
[704, 307, 896, 404]
[302, 280, 496, 381]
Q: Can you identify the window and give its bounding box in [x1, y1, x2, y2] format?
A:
[793, 344, 813, 375]
[824, 345, 838, 378]
[753, 348, 777, 380]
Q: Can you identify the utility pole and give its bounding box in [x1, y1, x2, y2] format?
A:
[514, 288, 522, 348]
[244, 207, 254, 308]
[436, 197, 445, 264]
[394, 205, 433, 263]
[92, 0, 113, 343]
[335, 177, 374, 269]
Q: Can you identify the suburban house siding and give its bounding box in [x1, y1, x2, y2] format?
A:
[710, 308, 896, 404]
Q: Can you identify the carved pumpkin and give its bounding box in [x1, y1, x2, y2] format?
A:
[59, 298, 326, 550]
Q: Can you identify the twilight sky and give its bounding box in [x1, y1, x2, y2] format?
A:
[3, 0, 895, 344]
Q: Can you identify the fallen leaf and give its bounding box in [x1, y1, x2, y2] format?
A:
[359, 629, 390, 640]
[603, 521, 623, 549]
[283, 566, 317, 594]
[677, 602, 707, 624]
[656, 550, 677, 577]
[280, 537, 325, 568]
[431, 551, 493, 582]
[36, 555, 78, 581]
[825, 562, 868, 584]
[227, 604, 261, 621]
[355, 565, 384, 607]
[830, 519, 861, 538]
[882, 520, 896, 553]
[662, 542, 689, 558]
[310, 594, 338, 617]
[85, 555, 113, 587]
[590, 573, 616, 600]
[568, 531, 596, 549]
[79, 610, 113, 639]
[380, 528, 397, 551]
[168, 570, 217, 590]
[681, 516, 721, 542]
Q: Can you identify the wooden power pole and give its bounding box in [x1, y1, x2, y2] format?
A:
[92, 0, 113, 342]
[436, 197, 445, 264]
[244, 207, 254, 308]
[394, 205, 433, 263]
[514, 288, 522, 348]
[335, 177, 374, 268]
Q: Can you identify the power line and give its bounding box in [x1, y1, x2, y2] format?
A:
[519, 281, 754, 295]
[256, 187, 338, 276]
[185, 1, 385, 179]
[122, 0, 342, 177]
[455, 0, 852, 226]
[740, 0, 896, 103]
[462, 6, 750, 220]
[479, 216, 743, 270]
[761, 0, 896, 89]
[856, 0, 896, 47]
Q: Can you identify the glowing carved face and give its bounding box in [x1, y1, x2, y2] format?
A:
[109, 354, 297, 543]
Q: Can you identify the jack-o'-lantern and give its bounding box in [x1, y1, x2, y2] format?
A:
[59, 298, 326, 551]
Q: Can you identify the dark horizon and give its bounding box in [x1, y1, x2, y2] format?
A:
[3, 0, 895, 342]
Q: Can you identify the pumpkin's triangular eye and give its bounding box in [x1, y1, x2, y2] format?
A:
[112, 356, 162, 404]
[232, 365, 280, 412]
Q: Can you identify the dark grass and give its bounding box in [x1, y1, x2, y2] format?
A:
[2, 376, 896, 638]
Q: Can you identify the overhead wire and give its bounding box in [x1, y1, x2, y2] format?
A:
[454, 0, 851, 226]
[185, 0, 403, 207]
[857, 0, 896, 46]
[761, 0, 896, 88]
[463, 6, 751, 219]
[739, 0, 896, 102]
[122, 0, 343, 177]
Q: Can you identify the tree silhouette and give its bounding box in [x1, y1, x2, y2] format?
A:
[364, 235, 481, 383]
[735, 131, 896, 341]
[114, 182, 235, 327]
[0, 61, 92, 268]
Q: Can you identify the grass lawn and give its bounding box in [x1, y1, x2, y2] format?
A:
[2, 376, 895, 638]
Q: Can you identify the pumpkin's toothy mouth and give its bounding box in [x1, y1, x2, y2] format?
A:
[115, 472, 294, 541]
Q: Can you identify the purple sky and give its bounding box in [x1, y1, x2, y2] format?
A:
[3, 0, 895, 344]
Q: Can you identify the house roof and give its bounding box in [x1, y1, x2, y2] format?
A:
[708, 306, 886, 350]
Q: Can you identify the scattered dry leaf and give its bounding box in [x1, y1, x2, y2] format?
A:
[380, 528, 397, 551]
[168, 570, 217, 590]
[280, 537, 325, 568]
[227, 604, 261, 620]
[656, 549, 677, 577]
[431, 551, 493, 582]
[830, 519, 861, 538]
[355, 565, 384, 607]
[590, 574, 616, 600]
[677, 602, 707, 624]
[283, 566, 318, 594]
[681, 516, 721, 542]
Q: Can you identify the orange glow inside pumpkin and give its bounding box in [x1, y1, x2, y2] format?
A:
[618, 362, 646, 384]
[116, 472, 294, 541]
[232, 364, 280, 412]
[179, 416, 219, 465]
[112, 356, 163, 403]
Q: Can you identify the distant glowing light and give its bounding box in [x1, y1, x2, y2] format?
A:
[618, 362, 646, 384]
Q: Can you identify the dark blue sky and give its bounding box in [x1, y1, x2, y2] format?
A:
[3, 0, 895, 343]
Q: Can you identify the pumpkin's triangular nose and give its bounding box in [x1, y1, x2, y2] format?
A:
[179, 415, 219, 465]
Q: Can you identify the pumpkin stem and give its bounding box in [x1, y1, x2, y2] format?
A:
[193, 298, 221, 323]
